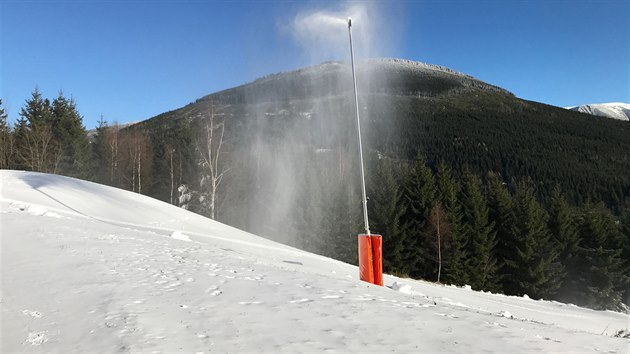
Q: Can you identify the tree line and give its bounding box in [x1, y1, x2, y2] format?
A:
[0, 90, 157, 193]
[1, 88, 628, 311]
[368, 156, 629, 311]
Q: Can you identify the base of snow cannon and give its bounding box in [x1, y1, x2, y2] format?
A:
[371, 234, 383, 286]
[358, 234, 383, 286]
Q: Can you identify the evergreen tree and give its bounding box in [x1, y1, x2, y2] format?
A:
[435, 161, 467, 285]
[12, 117, 29, 170]
[19, 88, 52, 127]
[487, 172, 514, 293]
[369, 157, 405, 273]
[573, 204, 630, 310]
[461, 169, 499, 291]
[622, 206, 630, 306]
[506, 182, 562, 299]
[292, 155, 325, 253]
[0, 99, 13, 169]
[91, 116, 110, 183]
[400, 156, 436, 278]
[51, 92, 90, 178]
[16, 89, 55, 172]
[547, 185, 580, 301]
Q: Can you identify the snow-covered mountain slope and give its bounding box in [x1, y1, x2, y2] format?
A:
[1, 170, 628, 353]
[567, 102, 630, 121]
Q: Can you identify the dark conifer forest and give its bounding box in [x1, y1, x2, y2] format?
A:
[2, 59, 629, 311]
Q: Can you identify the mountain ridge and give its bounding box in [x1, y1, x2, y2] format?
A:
[193, 58, 513, 106]
[566, 102, 630, 121]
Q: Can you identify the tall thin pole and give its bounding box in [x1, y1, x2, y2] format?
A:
[348, 18, 371, 235]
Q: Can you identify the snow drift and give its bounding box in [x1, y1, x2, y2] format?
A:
[1, 170, 628, 352]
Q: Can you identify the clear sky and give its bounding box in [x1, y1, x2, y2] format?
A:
[2, 0, 628, 129]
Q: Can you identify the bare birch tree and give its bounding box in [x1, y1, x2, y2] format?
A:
[197, 104, 229, 220]
[430, 202, 450, 284]
[108, 123, 120, 185]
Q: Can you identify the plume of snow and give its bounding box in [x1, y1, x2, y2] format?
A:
[288, 2, 388, 62]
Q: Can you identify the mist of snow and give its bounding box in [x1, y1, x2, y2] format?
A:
[240, 2, 399, 250]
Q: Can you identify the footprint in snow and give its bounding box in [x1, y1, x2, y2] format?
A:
[289, 298, 313, 304]
[22, 310, 43, 318]
[25, 331, 49, 345]
[164, 281, 182, 289]
[205, 287, 222, 296]
[238, 301, 262, 305]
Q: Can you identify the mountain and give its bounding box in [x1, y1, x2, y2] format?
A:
[566, 102, 630, 121]
[85, 58, 630, 312]
[2, 170, 628, 352]
[133, 58, 629, 215]
[199, 58, 512, 104]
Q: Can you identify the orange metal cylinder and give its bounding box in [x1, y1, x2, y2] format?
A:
[358, 234, 374, 284]
[371, 234, 383, 286]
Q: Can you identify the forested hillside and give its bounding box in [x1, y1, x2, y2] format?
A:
[2, 59, 628, 310]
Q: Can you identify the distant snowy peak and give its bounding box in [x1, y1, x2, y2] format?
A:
[566, 102, 630, 121]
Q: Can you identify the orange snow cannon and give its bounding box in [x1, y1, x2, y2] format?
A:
[358, 234, 383, 286]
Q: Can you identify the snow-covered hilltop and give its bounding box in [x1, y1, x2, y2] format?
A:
[199, 58, 513, 105]
[567, 102, 630, 121]
[1, 170, 628, 352]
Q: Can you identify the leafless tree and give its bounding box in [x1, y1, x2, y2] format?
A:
[120, 130, 150, 194]
[430, 202, 451, 283]
[197, 104, 229, 220]
[16, 122, 54, 173]
[169, 147, 175, 204]
[107, 123, 120, 184]
[0, 128, 14, 169]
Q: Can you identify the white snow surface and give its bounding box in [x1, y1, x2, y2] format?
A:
[1, 170, 628, 353]
[566, 102, 630, 121]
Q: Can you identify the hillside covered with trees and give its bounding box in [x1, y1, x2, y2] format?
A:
[1, 59, 628, 311]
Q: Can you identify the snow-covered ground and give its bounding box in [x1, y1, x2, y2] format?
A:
[1, 170, 628, 353]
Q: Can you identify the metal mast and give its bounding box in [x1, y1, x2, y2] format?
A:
[348, 18, 371, 235]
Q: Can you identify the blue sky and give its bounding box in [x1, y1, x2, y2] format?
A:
[2, 0, 628, 129]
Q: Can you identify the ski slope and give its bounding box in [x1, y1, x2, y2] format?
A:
[1, 170, 628, 353]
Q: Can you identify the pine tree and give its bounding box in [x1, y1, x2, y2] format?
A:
[91, 116, 110, 183]
[400, 156, 436, 278]
[15, 89, 55, 172]
[506, 182, 562, 299]
[461, 169, 499, 291]
[0, 99, 13, 169]
[51, 91, 90, 178]
[369, 157, 405, 273]
[622, 206, 630, 306]
[574, 204, 630, 310]
[292, 155, 325, 253]
[435, 161, 467, 285]
[547, 185, 579, 301]
[19, 88, 52, 127]
[487, 172, 514, 293]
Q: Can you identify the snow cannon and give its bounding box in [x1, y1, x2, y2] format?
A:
[346, 17, 383, 287]
[358, 234, 383, 286]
